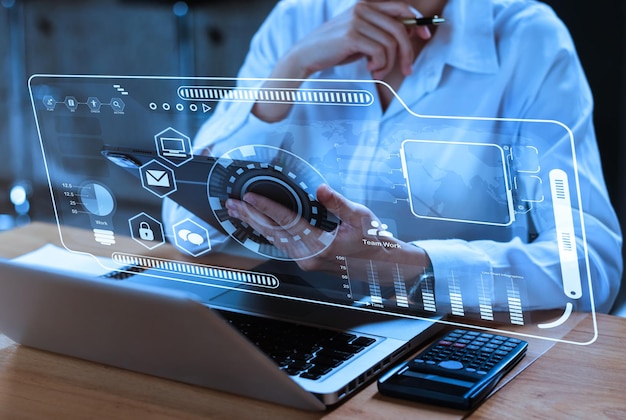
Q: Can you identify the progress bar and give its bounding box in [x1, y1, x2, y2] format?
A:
[112, 253, 279, 288]
[177, 86, 375, 106]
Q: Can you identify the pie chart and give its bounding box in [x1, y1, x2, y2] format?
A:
[80, 182, 116, 217]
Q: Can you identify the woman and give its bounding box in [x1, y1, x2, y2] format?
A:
[165, 0, 622, 316]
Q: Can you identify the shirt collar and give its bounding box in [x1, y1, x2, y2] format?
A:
[434, 0, 499, 74]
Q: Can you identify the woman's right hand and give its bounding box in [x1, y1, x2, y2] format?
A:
[285, 1, 431, 80]
[252, 1, 432, 122]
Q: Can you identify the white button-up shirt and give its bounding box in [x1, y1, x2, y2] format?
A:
[164, 0, 622, 314]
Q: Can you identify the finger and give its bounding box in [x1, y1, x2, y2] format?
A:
[349, 19, 396, 78]
[225, 197, 280, 233]
[226, 198, 294, 253]
[226, 197, 299, 250]
[360, 0, 434, 40]
[406, 5, 433, 40]
[354, 2, 420, 75]
[241, 192, 335, 248]
[316, 184, 371, 228]
[241, 192, 304, 231]
[228, 194, 334, 259]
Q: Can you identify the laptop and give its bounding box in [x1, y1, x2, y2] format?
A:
[11, 74, 444, 410]
[0, 256, 439, 411]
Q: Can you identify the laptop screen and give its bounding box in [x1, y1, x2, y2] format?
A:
[28, 74, 600, 345]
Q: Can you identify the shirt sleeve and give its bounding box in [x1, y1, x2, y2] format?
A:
[163, 0, 337, 251]
[193, 0, 354, 154]
[414, 5, 622, 313]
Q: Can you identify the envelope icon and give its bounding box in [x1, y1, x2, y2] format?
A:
[146, 169, 170, 187]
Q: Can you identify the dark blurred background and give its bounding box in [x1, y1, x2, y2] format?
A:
[1, 0, 625, 308]
[0, 0, 277, 228]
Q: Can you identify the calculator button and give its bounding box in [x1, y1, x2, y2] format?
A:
[439, 360, 464, 370]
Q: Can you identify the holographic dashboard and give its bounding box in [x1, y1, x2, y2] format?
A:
[29, 75, 598, 344]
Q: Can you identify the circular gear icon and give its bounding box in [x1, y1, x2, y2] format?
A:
[208, 145, 339, 260]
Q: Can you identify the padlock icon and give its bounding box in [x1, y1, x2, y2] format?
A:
[138, 222, 155, 241]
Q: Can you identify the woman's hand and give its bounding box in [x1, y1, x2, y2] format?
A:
[284, 1, 431, 80]
[225, 184, 431, 278]
[252, 1, 432, 122]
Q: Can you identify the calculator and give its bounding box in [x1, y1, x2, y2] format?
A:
[377, 329, 528, 410]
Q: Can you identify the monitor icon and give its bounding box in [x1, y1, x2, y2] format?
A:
[154, 127, 192, 167]
[160, 137, 186, 158]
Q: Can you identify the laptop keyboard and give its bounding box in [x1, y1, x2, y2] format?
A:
[217, 310, 377, 380]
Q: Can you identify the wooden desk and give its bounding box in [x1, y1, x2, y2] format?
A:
[0, 223, 625, 418]
[471, 313, 626, 419]
[0, 313, 624, 419]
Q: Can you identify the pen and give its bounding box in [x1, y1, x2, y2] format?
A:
[400, 15, 445, 26]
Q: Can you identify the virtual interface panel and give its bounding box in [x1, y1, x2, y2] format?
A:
[29, 75, 597, 344]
